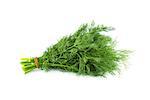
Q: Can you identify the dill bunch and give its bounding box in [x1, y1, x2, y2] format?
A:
[21, 22, 129, 76]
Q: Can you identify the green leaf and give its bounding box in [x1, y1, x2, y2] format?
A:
[20, 21, 130, 77]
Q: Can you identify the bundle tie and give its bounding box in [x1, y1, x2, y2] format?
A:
[34, 57, 39, 68]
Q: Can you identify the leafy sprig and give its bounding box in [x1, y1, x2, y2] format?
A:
[21, 22, 130, 76]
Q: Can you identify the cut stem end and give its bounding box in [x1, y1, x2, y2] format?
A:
[20, 58, 36, 74]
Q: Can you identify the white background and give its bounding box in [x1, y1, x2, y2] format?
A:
[0, 0, 150, 100]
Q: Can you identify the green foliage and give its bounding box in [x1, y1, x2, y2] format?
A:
[21, 22, 130, 76]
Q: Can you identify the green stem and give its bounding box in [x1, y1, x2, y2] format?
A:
[20, 58, 36, 74]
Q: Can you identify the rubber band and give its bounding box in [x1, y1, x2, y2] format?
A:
[34, 57, 39, 68]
